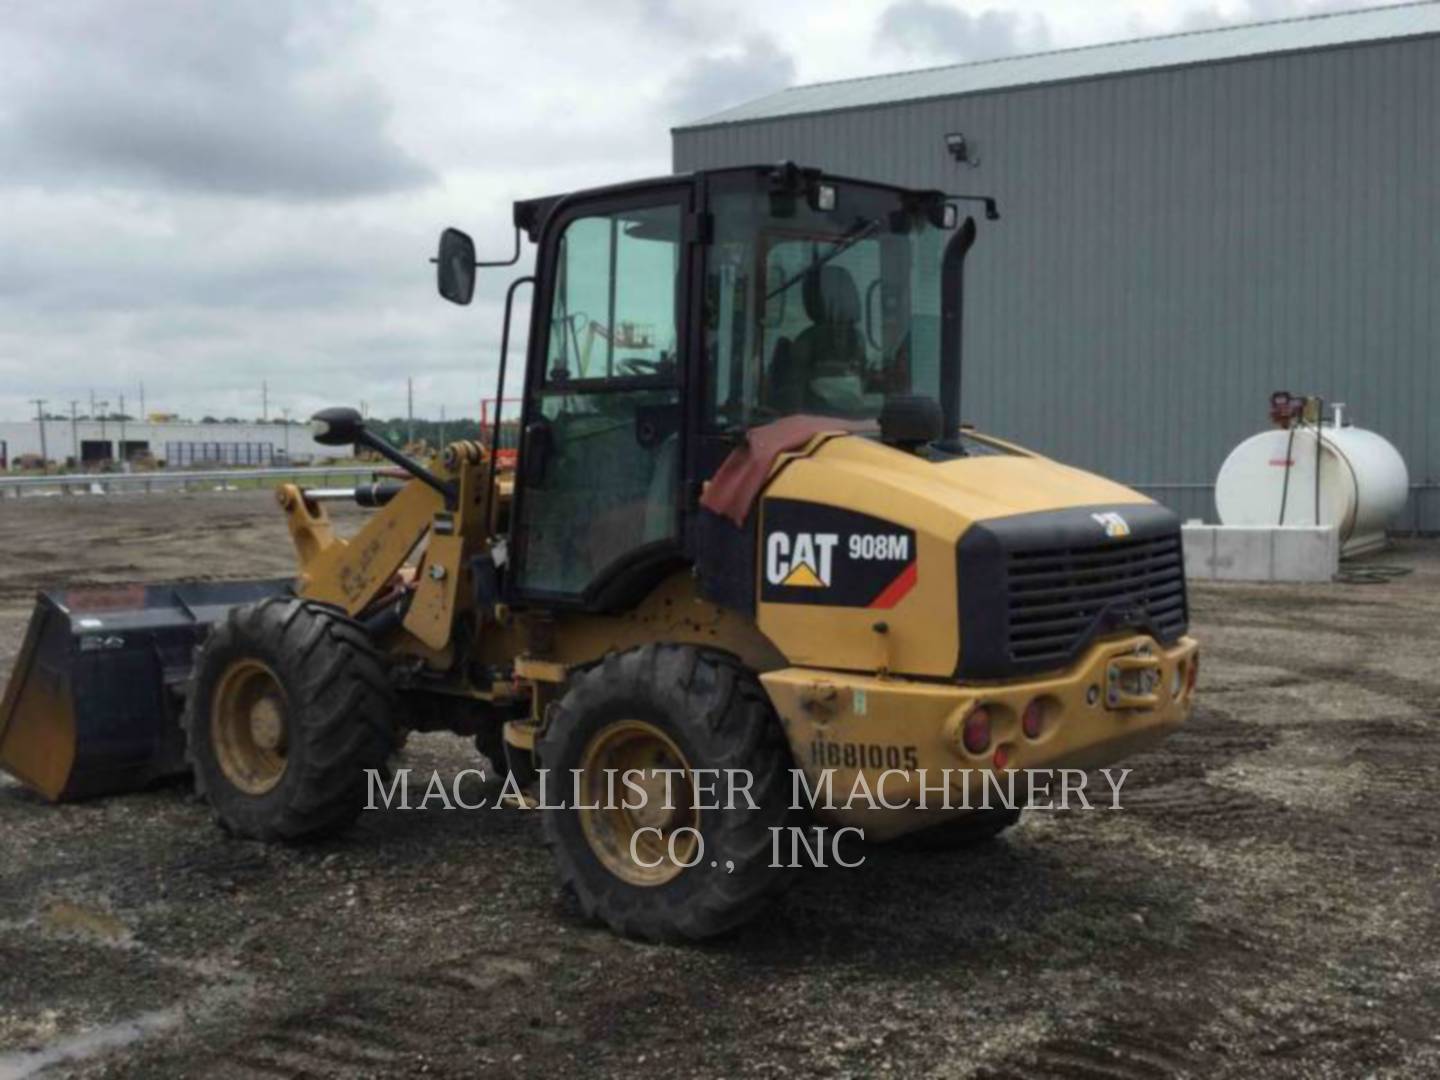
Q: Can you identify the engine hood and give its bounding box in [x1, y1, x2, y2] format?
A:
[752, 431, 1162, 678]
[791, 433, 1151, 538]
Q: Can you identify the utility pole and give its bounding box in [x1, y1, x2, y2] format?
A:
[262, 380, 268, 422]
[69, 401, 79, 465]
[29, 399, 48, 466]
[281, 407, 291, 458]
[407, 377, 414, 447]
[118, 393, 126, 466]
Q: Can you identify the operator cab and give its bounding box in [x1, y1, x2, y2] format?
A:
[438, 163, 988, 613]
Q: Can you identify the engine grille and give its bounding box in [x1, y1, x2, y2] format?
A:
[1005, 533, 1187, 667]
[955, 504, 1189, 680]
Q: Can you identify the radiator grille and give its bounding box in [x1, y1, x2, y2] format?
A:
[1004, 533, 1187, 666]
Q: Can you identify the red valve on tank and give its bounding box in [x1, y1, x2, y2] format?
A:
[1269, 391, 1303, 430]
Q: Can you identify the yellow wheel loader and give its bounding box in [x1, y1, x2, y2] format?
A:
[0, 163, 1198, 941]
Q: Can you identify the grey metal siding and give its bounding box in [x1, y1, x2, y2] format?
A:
[674, 35, 1440, 529]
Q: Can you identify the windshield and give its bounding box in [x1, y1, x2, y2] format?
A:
[703, 177, 949, 429]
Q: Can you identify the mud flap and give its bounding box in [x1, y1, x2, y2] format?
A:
[0, 580, 290, 802]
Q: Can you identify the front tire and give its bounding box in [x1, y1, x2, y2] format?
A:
[185, 597, 396, 841]
[537, 645, 791, 942]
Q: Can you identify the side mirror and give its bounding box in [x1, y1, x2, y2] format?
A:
[436, 227, 476, 305]
[310, 406, 365, 446]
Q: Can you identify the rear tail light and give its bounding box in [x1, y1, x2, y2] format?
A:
[1021, 699, 1044, 739]
[962, 707, 991, 754]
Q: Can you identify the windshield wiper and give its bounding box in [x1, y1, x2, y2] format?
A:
[764, 218, 883, 302]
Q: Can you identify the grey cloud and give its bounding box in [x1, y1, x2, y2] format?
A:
[637, 0, 714, 37]
[664, 35, 797, 125]
[876, 0, 1051, 63]
[513, 0, 724, 41]
[0, 0, 432, 200]
[1178, 0, 1365, 32]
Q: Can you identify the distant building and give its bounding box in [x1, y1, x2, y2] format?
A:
[0, 419, 331, 468]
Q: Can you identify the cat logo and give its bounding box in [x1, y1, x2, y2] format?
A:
[1090, 511, 1132, 538]
[760, 501, 917, 609]
[765, 532, 839, 589]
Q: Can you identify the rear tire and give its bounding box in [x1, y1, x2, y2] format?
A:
[185, 596, 396, 841]
[537, 645, 791, 942]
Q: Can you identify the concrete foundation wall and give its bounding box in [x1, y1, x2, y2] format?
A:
[1182, 524, 1338, 582]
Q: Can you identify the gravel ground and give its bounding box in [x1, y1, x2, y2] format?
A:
[0, 490, 1437, 1079]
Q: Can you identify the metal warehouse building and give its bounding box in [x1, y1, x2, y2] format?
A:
[673, 2, 1440, 529]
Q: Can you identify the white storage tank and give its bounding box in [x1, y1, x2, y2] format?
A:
[1215, 404, 1409, 557]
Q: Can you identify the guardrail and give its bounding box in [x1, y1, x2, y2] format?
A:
[0, 465, 378, 498]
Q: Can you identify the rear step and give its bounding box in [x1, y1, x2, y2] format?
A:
[0, 579, 291, 801]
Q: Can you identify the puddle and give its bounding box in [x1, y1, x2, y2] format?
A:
[0, 971, 253, 1079]
[0, 1006, 183, 1080]
[40, 901, 130, 943]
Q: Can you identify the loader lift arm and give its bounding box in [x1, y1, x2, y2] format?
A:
[276, 411, 498, 656]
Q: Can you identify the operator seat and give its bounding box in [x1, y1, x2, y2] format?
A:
[767, 265, 867, 412]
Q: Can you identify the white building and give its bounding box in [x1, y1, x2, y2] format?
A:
[0, 419, 334, 469]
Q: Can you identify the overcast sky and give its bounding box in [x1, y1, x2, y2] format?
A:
[0, 0, 1400, 422]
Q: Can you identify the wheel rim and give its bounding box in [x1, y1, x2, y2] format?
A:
[211, 659, 289, 795]
[577, 719, 698, 887]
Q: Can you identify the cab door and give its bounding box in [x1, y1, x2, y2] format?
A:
[510, 189, 689, 607]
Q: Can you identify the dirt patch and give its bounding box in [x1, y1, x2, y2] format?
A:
[1, 494, 1438, 1077]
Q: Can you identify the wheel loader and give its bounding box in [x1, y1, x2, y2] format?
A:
[0, 162, 1198, 941]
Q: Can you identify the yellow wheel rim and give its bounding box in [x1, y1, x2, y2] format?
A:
[211, 659, 289, 795]
[577, 719, 698, 887]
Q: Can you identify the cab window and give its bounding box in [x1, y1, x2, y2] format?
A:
[704, 182, 945, 429]
[548, 206, 679, 384]
[514, 201, 684, 599]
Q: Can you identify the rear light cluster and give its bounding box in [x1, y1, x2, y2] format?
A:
[1021, 699, 1044, 739]
[962, 707, 991, 754]
[961, 698, 1052, 759]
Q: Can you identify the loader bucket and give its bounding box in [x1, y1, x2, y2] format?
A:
[0, 579, 290, 802]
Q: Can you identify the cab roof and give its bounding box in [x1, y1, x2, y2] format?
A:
[511, 163, 947, 242]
